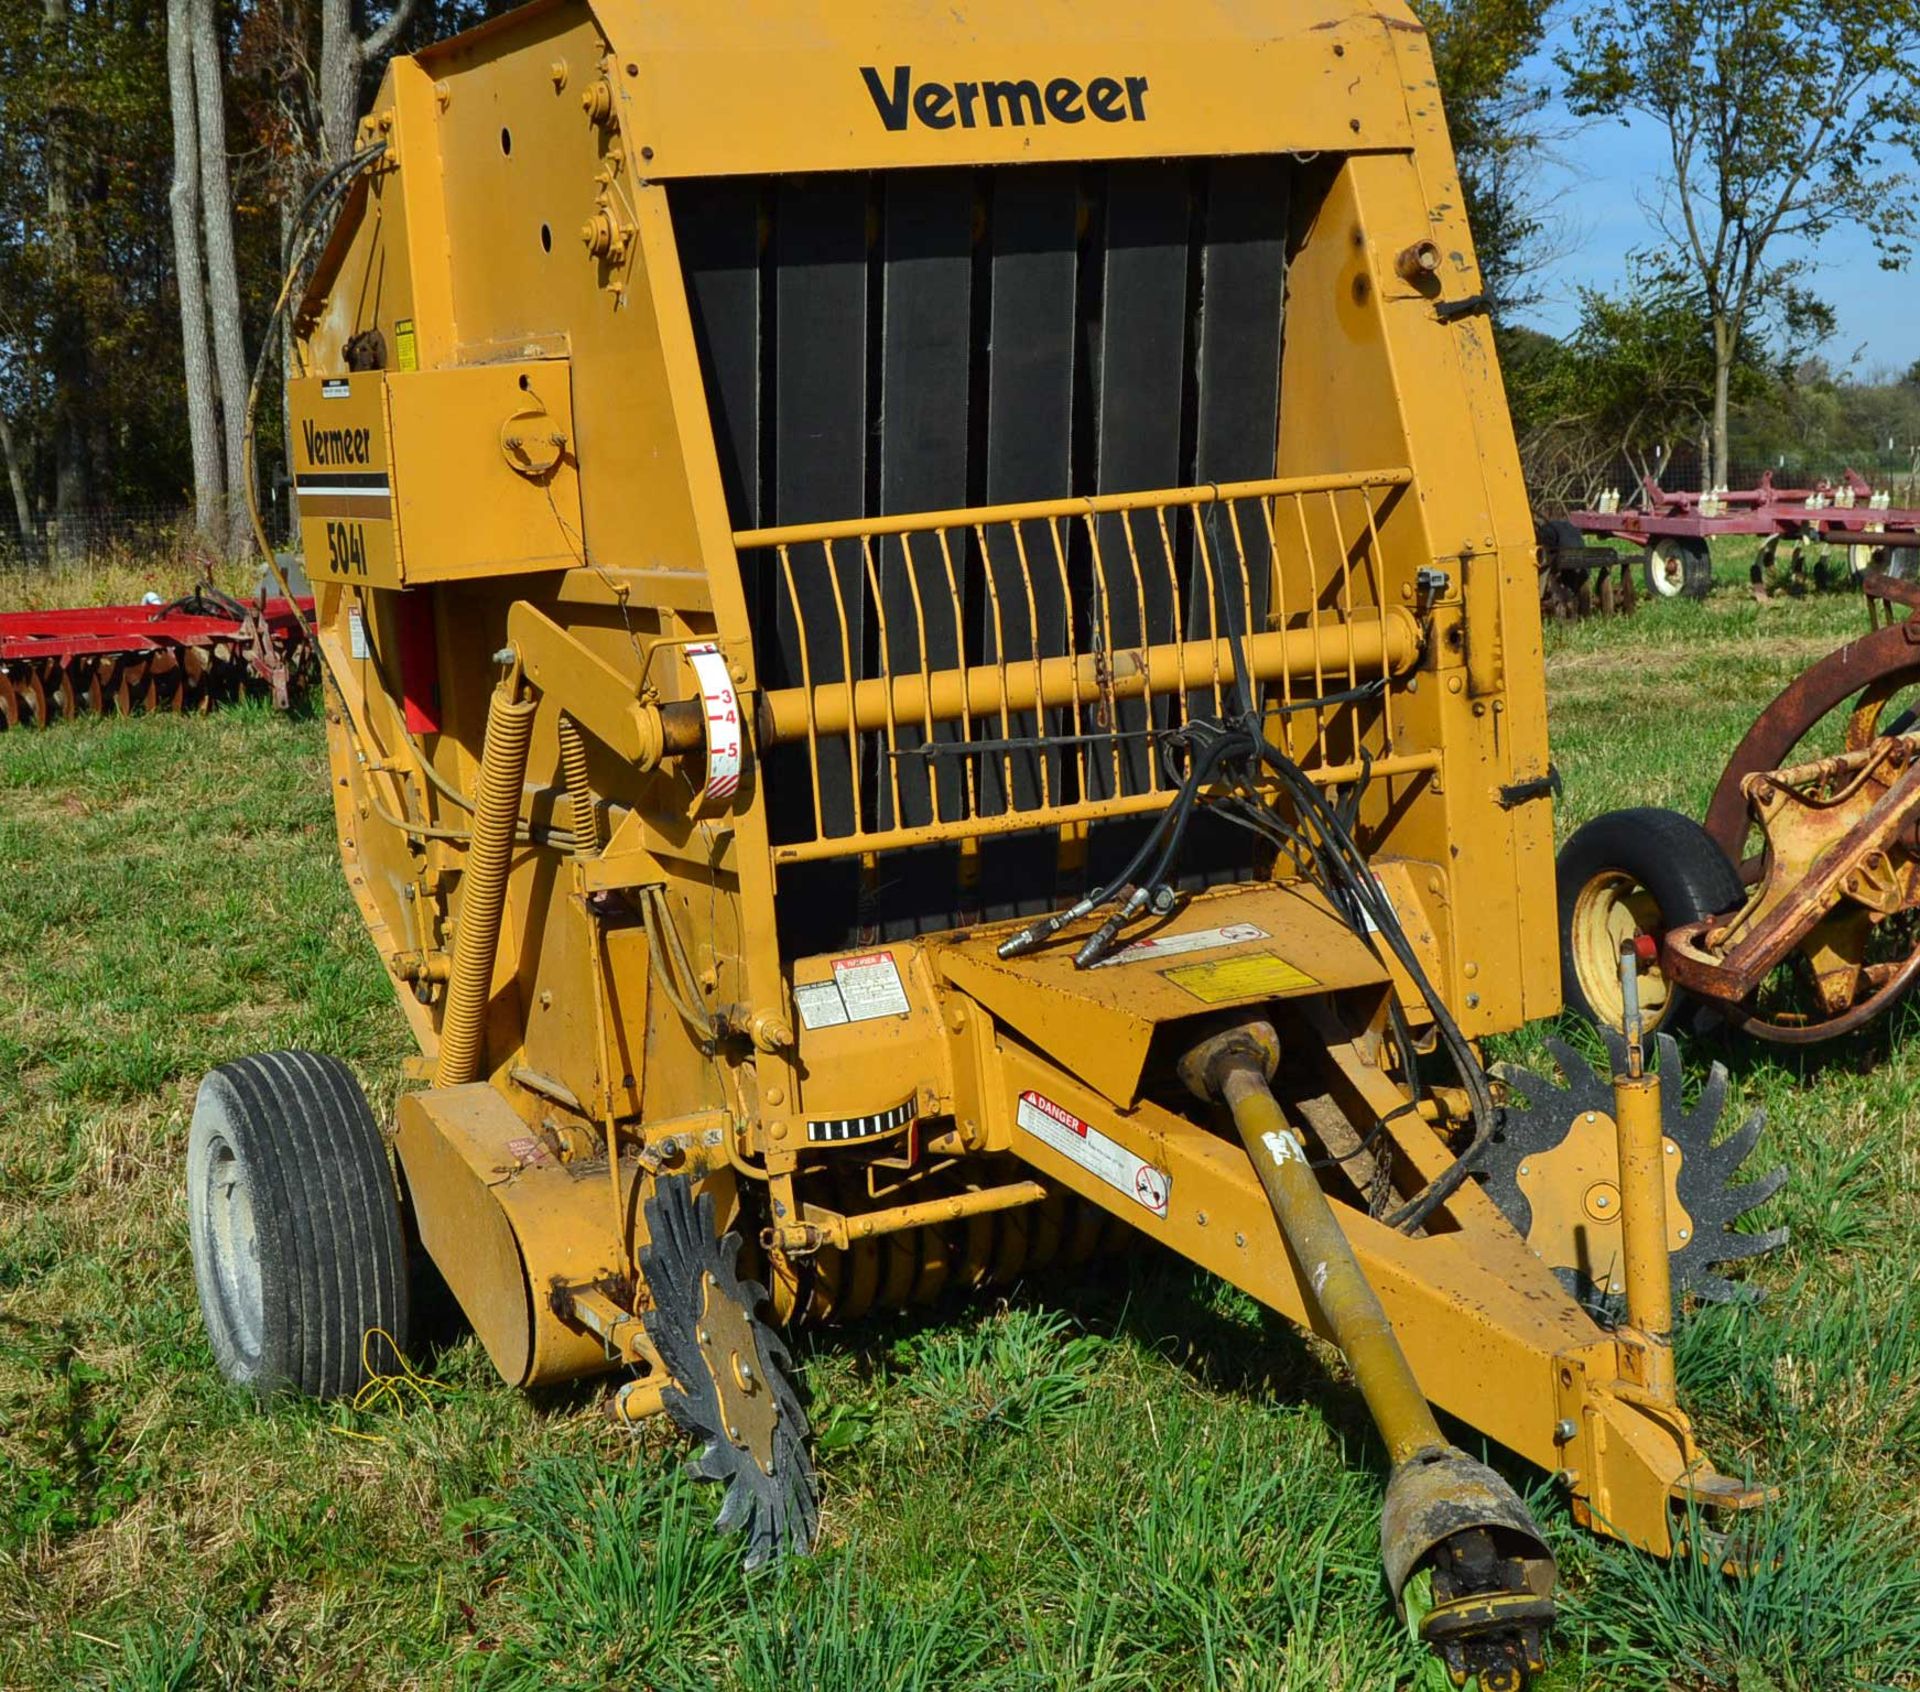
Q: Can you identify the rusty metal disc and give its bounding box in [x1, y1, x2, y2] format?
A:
[112, 655, 149, 715]
[149, 649, 184, 712]
[12, 662, 47, 727]
[40, 658, 76, 723]
[1704, 621, 1920, 866]
[1701, 620, 1920, 1040]
[69, 656, 103, 716]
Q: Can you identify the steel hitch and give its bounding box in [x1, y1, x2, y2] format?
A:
[1178, 1022, 1557, 1690]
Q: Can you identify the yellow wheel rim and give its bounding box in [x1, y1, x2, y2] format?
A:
[1570, 870, 1672, 1032]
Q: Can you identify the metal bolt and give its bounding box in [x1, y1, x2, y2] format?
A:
[1518, 1162, 1530, 1177]
[1594, 1193, 1610, 1209]
[1553, 1419, 1577, 1444]
[1678, 1227, 1691, 1241]
[739, 1362, 756, 1386]
[727, 1424, 741, 1441]
[1665, 1142, 1676, 1156]
[697, 1328, 712, 1345]
[1234, 1232, 1247, 1248]
[1584, 1112, 1597, 1123]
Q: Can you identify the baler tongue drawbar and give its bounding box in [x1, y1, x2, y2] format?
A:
[1178, 1022, 1556, 1691]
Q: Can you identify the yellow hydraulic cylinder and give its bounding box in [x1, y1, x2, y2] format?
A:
[1610, 942, 1678, 1405]
[1612, 1070, 1677, 1402]
[436, 667, 537, 1087]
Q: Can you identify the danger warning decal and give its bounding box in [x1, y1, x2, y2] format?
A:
[793, 951, 913, 1029]
[1089, 921, 1269, 968]
[684, 643, 742, 803]
[1015, 1090, 1169, 1218]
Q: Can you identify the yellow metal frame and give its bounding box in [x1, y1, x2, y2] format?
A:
[270, 0, 1751, 1574]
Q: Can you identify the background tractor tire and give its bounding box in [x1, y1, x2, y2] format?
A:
[1643, 538, 1713, 601]
[1556, 808, 1745, 1034]
[187, 1050, 409, 1400]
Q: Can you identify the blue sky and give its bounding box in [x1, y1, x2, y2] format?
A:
[1508, 45, 1919, 380]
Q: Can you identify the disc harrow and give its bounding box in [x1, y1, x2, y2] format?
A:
[0, 587, 314, 732]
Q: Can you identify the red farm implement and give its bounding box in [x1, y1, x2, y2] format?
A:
[0, 585, 315, 731]
[1539, 470, 1920, 615]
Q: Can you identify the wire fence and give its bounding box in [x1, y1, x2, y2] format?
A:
[0, 491, 299, 571]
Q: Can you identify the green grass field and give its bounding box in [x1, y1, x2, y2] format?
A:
[4, 553, 1920, 1691]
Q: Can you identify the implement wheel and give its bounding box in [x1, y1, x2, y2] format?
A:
[187, 1051, 409, 1400]
[1700, 625, 1920, 1041]
[1644, 538, 1712, 600]
[1557, 808, 1744, 1035]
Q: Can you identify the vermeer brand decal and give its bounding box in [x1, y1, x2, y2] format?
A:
[301, 418, 375, 467]
[860, 65, 1149, 132]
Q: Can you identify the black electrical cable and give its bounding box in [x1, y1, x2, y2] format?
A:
[1182, 533, 1500, 1231]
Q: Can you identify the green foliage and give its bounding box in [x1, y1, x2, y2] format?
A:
[0, 0, 185, 514]
[1406, 0, 1552, 312]
[1559, 0, 1920, 476]
[1568, 1489, 1920, 1692]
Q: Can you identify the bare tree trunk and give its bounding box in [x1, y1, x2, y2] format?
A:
[43, 0, 89, 560]
[1711, 314, 1735, 493]
[188, 0, 251, 551]
[319, 0, 421, 165]
[318, 0, 358, 166]
[0, 410, 34, 553]
[278, 193, 300, 544]
[167, 0, 226, 546]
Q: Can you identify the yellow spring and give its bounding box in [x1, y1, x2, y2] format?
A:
[436, 679, 537, 1086]
[557, 714, 605, 853]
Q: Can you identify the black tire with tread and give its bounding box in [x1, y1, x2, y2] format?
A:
[1556, 808, 1745, 1029]
[1644, 539, 1713, 601]
[187, 1050, 408, 1400]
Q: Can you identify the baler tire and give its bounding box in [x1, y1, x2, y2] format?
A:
[1556, 808, 1745, 1035]
[187, 1050, 409, 1401]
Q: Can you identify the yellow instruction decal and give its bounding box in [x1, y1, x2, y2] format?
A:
[395, 318, 418, 371]
[1161, 951, 1319, 1004]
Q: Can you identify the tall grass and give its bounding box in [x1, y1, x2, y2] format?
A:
[3, 556, 1917, 1689]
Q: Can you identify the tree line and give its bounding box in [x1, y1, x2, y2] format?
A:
[0, 0, 509, 561]
[1, 0, 1918, 562]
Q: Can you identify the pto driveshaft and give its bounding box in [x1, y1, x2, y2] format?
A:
[1179, 1022, 1556, 1692]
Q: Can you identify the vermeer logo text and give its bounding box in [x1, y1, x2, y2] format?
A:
[860, 65, 1149, 131]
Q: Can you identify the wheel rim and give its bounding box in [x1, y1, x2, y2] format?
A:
[1650, 544, 1688, 598]
[201, 1133, 264, 1361]
[1570, 870, 1672, 1030]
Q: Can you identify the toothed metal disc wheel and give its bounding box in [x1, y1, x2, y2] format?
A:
[639, 1178, 818, 1569]
[1478, 1032, 1787, 1308]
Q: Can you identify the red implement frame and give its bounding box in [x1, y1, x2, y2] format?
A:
[0, 593, 315, 729]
